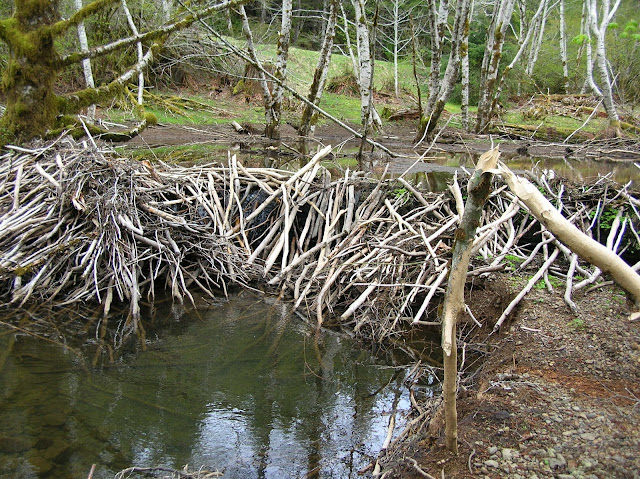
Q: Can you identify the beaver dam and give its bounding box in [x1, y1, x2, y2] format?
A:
[0, 138, 638, 348]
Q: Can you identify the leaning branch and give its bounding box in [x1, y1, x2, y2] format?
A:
[61, 45, 158, 113]
[498, 162, 640, 307]
[60, 0, 248, 66]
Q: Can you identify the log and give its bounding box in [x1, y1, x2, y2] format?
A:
[498, 163, 640, 309]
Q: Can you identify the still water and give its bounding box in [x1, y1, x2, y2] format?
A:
[0, 293, 411, 478]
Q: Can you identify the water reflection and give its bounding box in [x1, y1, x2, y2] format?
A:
[0, 293, 410, 479]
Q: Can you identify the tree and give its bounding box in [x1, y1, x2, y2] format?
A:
[345, 0, 383, 130]
[415, 0, 472, 142]
[0, 0, 245, 144]
[298, 0, 339, 153]
[474, 0, 516, 133]
[584, 0, 621, 127]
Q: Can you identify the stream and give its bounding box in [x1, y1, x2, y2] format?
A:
[0, 292, 418, 479]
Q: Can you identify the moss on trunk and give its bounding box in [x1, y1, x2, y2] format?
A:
[0, 0, 61, 143]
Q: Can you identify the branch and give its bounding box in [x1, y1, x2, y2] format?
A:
[60, 0, 248, 66]
[60, 45, 157, 113]
[498, 162, 640, 307]
[49, 0, 120, 37]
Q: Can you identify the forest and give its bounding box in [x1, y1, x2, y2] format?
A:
[0, 1, 639, 479]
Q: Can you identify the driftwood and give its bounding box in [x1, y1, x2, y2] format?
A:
[0, 138, 638, 346]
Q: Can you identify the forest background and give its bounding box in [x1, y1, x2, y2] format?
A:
[0, 0, 638, 147]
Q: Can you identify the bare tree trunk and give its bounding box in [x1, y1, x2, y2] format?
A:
[489, 0, 547, 117]
[581, 1, 602, 96]
[461, 0, 474, 131]
[266, 0, 293, 140]
[351, 0, 382, 130]
[298, 0, 339, 153]
[161, 0, 172, 23]
[525, 0, 548, 77]
[559, 0, 569, 93]
[341, 4, 360, 80]
[586, 0, 621, 126]
[475, 0, 516, 133]
[410, 17, 423, 120]
[393, 0, 400, 98]
[121, 0, 145, 106]
[441, 147, 500, 453]
[416, 0, 471, 141]
[74, 0, 96, 119]
[0, 0, 61, 142]
[239, 5, 276, 136]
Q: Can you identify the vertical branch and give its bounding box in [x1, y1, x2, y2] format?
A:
[441, 147, 500, 453]
[461, 0, 473, 131]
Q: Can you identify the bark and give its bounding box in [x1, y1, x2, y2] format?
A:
[586, 0, 621, 125]
[559, 0, 569, 93]
[415, 0, 471, 141]
[525, 0, 547, 76]
[121, 0, 144, 106]
[74, 0, 96, 118]
[488, 0, 547, 120]
[0, 0, 61, 142]
[298, 0, 339, 151]
[238, 5, 276, 135]
[393, 0, 399, 98]
[351, 0, 382, 130]
[475, 0, 517, 133]
[461, 0, 474, 131]
[0, 0, 247, 144]
[441, 147, 500, 453]
[266, 0, 293, 140]
[499, 163, 640, 306]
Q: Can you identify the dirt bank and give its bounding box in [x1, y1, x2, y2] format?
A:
[384, 275, 640, 479]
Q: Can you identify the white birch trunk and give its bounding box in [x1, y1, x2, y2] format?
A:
[121, 0, 144, 105]
[341, 4, 360, 81]
[393, 0, 399, 98]
[525, 0, 548, 76]
[582, 1, 602, 96]
[587, 0, 621, 124]
[351, 0, 382, 130]
[489, 0, 547, 116]
[559, 0, 569, 93]
[425, 0, 450, 117]
[239, 5, 275, 132]
[461, 0, 474, 131]
[74, 0, 96, 119]
[161, 0, 172, 23]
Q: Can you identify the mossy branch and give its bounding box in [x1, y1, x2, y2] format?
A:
[49, 0, 120, 37]
[60, 0, 248, 66]
[60, 44, 158, 113]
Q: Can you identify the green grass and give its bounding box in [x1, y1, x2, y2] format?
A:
[502, 110, 610, 135]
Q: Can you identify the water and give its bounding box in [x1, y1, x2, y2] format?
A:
[0, 293, 412, 478]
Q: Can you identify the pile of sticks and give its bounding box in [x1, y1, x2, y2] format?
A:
[0, 138, 637, 342]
